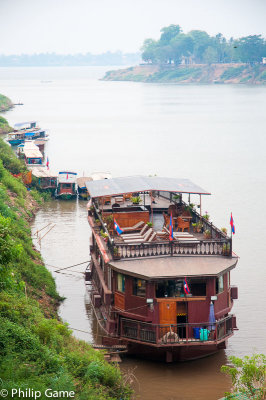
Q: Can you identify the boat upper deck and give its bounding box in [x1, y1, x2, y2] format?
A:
[86, 176, 233, 262]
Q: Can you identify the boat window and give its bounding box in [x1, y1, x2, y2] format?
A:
[133, 278, 146, 297]
[156, 279, 183, 298]
[117, 273, 125, 293]
[62, 183, 71, 188]
[216, 274, 224, 294]
[189, 279, 206, 296]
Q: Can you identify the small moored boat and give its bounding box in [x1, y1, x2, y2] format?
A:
[55, 171, 77, 199]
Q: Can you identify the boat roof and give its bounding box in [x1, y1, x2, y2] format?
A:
[77, 176, 92, 188]
[58, 171, 77, 183]
[85, 175, 211, 198]
[24, 142, 43, 158]
[91, 171, 112, 181]
[14, 121, 37, 128]
[28, 166, 57, 178]
[109, 256, 238, 280]
[24, 148, 43, 158]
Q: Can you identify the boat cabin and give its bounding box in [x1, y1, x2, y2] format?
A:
[85, 175, 238, 361]
[56, 171, 77, 199]
[77, 177, 92, 199]
[29, 166, 57, 192]
[23, 142, 43, 166]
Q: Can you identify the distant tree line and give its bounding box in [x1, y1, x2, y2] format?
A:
[0, 51, 141, 67]
[141, 25, 266, 65]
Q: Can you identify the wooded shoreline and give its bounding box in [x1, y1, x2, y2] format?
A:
[103, 63, 266, 84]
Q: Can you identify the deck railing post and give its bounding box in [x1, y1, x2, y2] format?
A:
[186, 324, 188, 343]
[137, 321, 140, 341]
[156, 325, 159, 344]
[170, 240, 173, 256]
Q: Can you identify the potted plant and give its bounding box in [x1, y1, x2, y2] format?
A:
[95, 218, 101, 227]
[223, 243, 231, 256]
[113, 246, 121, 260]
[221, 227, 227, 236]
[173, 194, 181, 202]
[131, 196, 142, 205]
[203, 211, 210, 221]
[146, 221, 153, 228]
[204, 229, 211, 239]
[192, 223, 197, 233]
[196, 221, 203, 233]
[100, 229, 108, 242]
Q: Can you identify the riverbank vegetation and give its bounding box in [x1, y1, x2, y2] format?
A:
[0, 93, 13, 112]
[103, 63, 266, 84]
[221, 354, 266, 399]
[0, 137, 132, 399]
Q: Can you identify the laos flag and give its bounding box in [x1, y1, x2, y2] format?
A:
[114, 218, 123, 235]
[169, 213, 174, 241]
[184, 278, 190, 295]
[230, 213, 235, 235]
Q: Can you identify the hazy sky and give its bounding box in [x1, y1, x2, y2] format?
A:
[1, 0, 265, 55]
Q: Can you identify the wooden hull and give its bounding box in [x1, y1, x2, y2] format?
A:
[56, 193, 76, 200]
[8, 139, 24, 145]
[102, 334, 227, 362]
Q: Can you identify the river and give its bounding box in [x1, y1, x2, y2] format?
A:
[1, 66, 266, 400]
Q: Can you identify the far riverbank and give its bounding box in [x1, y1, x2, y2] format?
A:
[103, 63, 266, 84]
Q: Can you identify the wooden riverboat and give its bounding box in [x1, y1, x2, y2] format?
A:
[7, 121, 48, 145]
[55, 171, 77, 199]
[29, 166, 57, 194]
[85, 175, 238, 362]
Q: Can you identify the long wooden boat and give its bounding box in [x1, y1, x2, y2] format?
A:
[84, 175, 238, 362]
[7, 121, 48, 145]
[55, 171, 77, 199]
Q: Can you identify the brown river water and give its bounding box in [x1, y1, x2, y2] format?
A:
[1, 66, 266, 399]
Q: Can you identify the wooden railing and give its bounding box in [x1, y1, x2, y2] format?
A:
[89, 201, 232, 260]
[120, 315, 234, 345]
[110, 239, 231, 259]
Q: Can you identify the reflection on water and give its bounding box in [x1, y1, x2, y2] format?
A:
[1, 66, 265, 399]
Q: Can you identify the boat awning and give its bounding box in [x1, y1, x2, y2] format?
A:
[24, 148, 43, 158]
[14, 121, 37, 128]
[85, 175, 210, 198]
[77, 176, 92, 189]
[109, 256, 238, 279]
[28, 166, 57, 178]
[58, 172, 77, 183]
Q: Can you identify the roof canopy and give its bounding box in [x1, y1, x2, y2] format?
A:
[58, 171, 77, 184]
[14, 121, 37, 128]
[29, 166, 57, 178]
[85, 175, 210, 198]
[109, 256, 237, 279]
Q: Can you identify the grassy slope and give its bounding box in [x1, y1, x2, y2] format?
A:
[0, 93, 13, 111]
[0, 94, 13, 134]
[0, 137, 132, 400]
[103, 64, 266, 84]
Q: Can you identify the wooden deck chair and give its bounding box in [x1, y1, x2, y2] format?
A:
[176, 216, 190, 232]
[147, 231, 157, 242]
[163, 212, 170, 227]
[121, 224, 148, 238]
[123, 228, 152, 243]
[121, 221, 145, 233]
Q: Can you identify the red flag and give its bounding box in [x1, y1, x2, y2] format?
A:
[66, 172, 68, 180]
